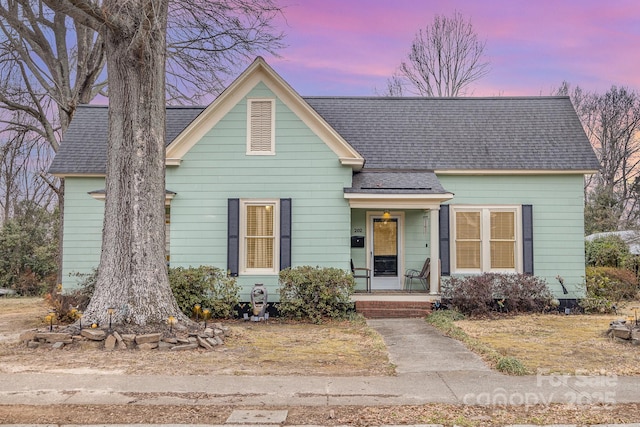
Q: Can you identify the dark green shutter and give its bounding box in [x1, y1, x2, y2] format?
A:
[522, 204, 534, 275]
[439, 205, 450, 276]
[280, 198, 292, 270]
[227, 198, 239, 276]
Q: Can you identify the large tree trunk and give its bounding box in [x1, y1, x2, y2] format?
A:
[82, 0, 184, 326]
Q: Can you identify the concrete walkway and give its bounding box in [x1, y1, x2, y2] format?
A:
[367, 318, 490, 373]
[0, 318, 636, 409]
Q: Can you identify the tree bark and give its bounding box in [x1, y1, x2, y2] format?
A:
[79, 0, 184, 326]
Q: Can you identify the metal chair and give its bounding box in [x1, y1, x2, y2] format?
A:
[351, 259, 371, 293]
[404, 258, 430, 292]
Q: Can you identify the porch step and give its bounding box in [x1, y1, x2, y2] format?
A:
[355, 300, 432, 318]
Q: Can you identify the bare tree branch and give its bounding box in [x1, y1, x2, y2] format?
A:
[395, 11, 489, 97]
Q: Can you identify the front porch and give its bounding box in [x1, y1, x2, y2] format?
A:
[345, 170, 453, 297]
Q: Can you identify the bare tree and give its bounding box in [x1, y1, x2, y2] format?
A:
[558, 82, 640, 231]
[0, 0, 283, 311]
[377, 73, 404, 97]
[390, 11, 489, 97]
[42, 0, 182, 326]
[0, 112, 55, 224]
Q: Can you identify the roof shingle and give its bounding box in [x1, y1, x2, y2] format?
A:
[48, 96, 599, 176]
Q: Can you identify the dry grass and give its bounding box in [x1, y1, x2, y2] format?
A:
[0, 297, 392, 376]
[454, 301, 640, 375]
[0, 297, 49, 343]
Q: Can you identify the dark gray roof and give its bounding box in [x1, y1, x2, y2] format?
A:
[346, 170, 449, 194]
[49, 96, 599, 175]
[49, 105, 204, 175]
[306, 96, 599, 171]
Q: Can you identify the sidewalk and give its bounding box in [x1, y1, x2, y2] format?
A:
[0, 319, 637, 407]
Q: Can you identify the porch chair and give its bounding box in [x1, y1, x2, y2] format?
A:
[404, 258, 430, 293]
[351, 259, 371, 293]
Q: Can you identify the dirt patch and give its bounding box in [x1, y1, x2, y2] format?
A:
[0, 298, 392, 376]
[1, 403, 640, 425]
[455, 301, 640, 375]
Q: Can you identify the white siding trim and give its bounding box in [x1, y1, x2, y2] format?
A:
[435, 169, 598, 175]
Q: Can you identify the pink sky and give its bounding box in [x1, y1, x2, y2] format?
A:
[263, 0, 640, 96]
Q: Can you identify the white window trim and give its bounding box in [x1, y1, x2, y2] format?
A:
[239, 199, 280, 275]
[246, 98, 276, 155]
[450, 205, 523, 274]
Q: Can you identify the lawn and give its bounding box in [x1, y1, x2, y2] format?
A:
[0, 297, 393, 376]
[453, 300, 640, 375]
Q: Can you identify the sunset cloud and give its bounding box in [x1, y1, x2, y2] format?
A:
[266, 0, 640, 96]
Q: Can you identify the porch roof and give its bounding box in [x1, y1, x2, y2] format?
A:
[344, 170, 453, 209]
[345, 170, 449, 194]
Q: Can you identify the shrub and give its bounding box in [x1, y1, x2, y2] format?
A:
[278, 266, 355, 323]
[169, 266, 240, 319]
[45, 270, 97, 323]
[444, 273, 552, 317]
[585, 235, 630, 268]
[0, 204, 59, 296]
[580, 266, 639, 313]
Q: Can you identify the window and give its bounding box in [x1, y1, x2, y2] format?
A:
[240, 200, 279, 274]
[247, 99, 275, 155]
[451, 206, 520, 273]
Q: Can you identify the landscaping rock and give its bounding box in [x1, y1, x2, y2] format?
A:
[79, 340, 103, 350]
[121, 333, 136, 341]
[170, 343, 198, 351]
[214, 328, 224, 337]
[213, 336, 224, 345]
[81, 329, 106, 341]
[112, 331, 124, 344]
[35, 332, 72, 343]
[203, 327, 214, 338]
[135, 333, 162, 345]
[19, 330, 37, 342]
[612, 327, 632, 340]
[188, 336, 197, 344]
[158, 341, 174, 351]
[632, 329, 640, 341]
[196, 335, 212, 350]
[163, 337, 178, 344]
[205, 337, 218, 347]
[137, 342, 159, 350]
[176, 338, 191, 344]
[104, 334, 117, 351]
[27, 341, 39, 349]
[51, 342, 65, 350]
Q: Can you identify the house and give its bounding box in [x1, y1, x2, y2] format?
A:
[49, 57, 600, 303]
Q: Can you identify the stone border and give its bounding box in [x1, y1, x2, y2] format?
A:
[19, 324, 227, 351]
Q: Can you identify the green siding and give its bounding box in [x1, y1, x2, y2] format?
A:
[61, 178, 105, 290]
[60, 82, 588, 303]
[439, 174, 587, 298]
[166, 82, 352, 300]
[61, 82, 353, 300]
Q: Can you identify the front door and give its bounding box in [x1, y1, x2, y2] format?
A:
[370, 215, 402, 290]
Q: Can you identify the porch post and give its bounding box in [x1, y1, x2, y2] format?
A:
[429, 207, 440, 295]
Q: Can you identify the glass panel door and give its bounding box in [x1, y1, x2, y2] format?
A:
[371, 217, 401, 290]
